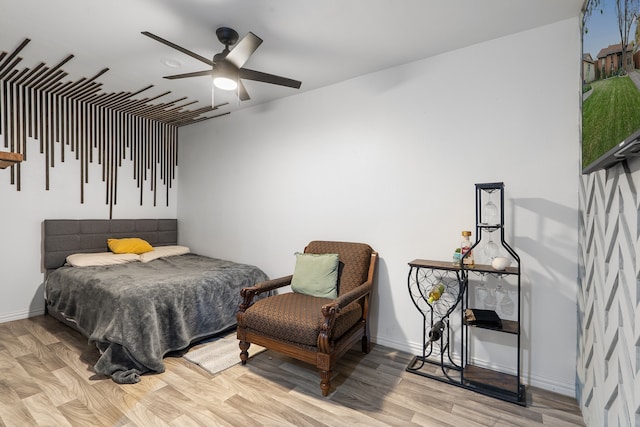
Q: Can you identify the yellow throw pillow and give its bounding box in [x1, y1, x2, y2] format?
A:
[107, 237, 154, 255]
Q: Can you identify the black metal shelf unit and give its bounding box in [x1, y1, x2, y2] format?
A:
[406, 182, 524, 405]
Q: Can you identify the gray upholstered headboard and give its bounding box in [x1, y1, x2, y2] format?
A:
[43, 219, 178, 271]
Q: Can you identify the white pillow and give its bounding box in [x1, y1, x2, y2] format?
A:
[139, 245, 190, 263]
[66, 252, 140, 267]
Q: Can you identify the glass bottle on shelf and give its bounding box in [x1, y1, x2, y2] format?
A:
[461, 231, 474, 267]
[428, 320, 445, 342]
[427, 283, 445, 304]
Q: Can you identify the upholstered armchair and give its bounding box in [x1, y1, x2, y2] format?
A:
[236, 241, 378, 396]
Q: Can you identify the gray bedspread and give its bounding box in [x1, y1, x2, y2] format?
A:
[45, 253, 268, 383]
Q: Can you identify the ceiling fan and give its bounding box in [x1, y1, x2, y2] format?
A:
[142, 28, 302, 107]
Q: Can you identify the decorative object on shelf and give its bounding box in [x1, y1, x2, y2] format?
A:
[491, 256, 511, 270]
[460, 231, 474, 266]
[452, 248, 462, 266]
[464, 308, 502, 328]
[406, 182, 524, 405]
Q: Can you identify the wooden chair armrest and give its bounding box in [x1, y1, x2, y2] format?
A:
[318, 281, 373, 352]
[238, 275, 293, 311]
[251, 275, 293, 294]
[321, 280, 373, 316]
[331, 280, 373, 311]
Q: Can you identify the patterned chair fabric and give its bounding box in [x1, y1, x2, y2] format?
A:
[236, 240, 377, 397]
[242, 292, 363, 346]
[305, 241, 373, 295]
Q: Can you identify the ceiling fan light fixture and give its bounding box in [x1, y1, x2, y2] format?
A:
[213, 76, 238, 91]
[143, 28, 301, 106]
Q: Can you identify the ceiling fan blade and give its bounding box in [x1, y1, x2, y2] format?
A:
[238, 80, 250, 101]
[163, 69, 213, 79]
[239, 68, 301, 89]
[225, 32, 263, 69]
[142, 31, 214, 66]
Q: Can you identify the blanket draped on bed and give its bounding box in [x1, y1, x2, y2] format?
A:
[45, 253, 268, 383]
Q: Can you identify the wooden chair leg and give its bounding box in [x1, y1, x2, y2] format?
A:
[239, 340, 250, 365]
[362, 335, 371, 354]
[320, 370, 332, 396]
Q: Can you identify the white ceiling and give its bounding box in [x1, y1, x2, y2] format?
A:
[0, 0, 582, 119]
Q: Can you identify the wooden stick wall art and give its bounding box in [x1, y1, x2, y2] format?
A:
[0, 38, 227, 218]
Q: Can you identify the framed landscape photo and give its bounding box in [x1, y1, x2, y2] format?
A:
[581, 0, 640, 173]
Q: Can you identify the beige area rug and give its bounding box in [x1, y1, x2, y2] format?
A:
[183, 334, 266, 375]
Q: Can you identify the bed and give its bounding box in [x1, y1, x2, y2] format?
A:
[43, 219, 268, 384]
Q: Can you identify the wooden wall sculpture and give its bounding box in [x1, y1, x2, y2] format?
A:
[0, 38, 226, 218]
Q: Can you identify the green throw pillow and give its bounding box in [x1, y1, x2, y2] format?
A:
[290, 252, 339, 299]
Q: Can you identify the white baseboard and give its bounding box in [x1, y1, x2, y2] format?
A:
[374, 335, 576, 398]
[0, 307, 45, 324]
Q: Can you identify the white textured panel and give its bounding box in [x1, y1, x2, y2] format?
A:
[578, 159, 640, 426]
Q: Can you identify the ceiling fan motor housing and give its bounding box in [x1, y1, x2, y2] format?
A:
[216, 27, 239, 47]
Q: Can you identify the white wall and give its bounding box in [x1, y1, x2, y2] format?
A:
[0, 137, 177, 322]
[178, 18, 581, 395]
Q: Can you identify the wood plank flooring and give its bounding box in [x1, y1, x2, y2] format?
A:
[0, 315, 584, 426]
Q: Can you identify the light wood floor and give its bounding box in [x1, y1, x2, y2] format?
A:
[0, 315, 584, 426]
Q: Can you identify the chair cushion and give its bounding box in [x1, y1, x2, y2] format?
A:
[290, 252, 339, 299]
[241, 293, 363, 347]
[305, 241, 373, 295]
